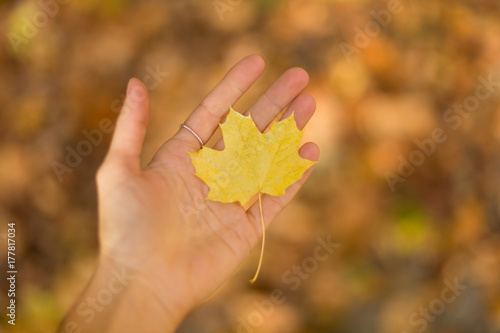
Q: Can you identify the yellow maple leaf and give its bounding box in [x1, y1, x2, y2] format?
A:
[189, 107, 316, 282]
[190, 107, 315, 204]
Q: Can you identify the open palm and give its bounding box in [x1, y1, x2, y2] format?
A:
[95, 55, 319, 323]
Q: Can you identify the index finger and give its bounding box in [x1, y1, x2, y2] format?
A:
[174, 55, 265, 147]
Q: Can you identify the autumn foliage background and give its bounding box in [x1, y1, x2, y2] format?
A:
[1, 0, 500, 332]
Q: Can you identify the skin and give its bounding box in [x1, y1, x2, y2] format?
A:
[59, 55, 320, 333]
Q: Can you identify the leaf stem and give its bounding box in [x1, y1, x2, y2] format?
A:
[250, 192, 265, 284]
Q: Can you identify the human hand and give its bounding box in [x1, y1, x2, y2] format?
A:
[63, 55, 319, 332]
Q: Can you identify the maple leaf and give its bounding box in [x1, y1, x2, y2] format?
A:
[189, 107, 315, 282]
[189, 107, 315, 205]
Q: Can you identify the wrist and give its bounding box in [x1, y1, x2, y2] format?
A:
[97, 255, 186, 332]
[60, 255, 187, 333]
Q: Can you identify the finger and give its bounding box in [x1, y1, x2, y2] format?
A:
[106, 78, 150, 170]
[174, 55, 265, 149]
[246, 67, 309, 132]
[246, 142, 320, 229]
[280, 93, 316, 130]
[212, 93, 316, 150]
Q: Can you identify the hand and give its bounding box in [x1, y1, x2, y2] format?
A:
[61, 55, 319, 333]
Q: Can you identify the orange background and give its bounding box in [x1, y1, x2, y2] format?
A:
[1, 0, 500, 332]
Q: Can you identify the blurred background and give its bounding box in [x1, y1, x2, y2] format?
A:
[1, 0, 500, 332]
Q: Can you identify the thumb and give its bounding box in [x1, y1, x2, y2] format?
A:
[106, 78, 150, 171]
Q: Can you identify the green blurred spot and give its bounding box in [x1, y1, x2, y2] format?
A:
[391, 203, 431, 256]
[20, 287, 61, 333]
[255, 0, 282, 12]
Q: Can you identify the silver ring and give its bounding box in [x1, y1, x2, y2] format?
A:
[179, 124, 204, 147]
